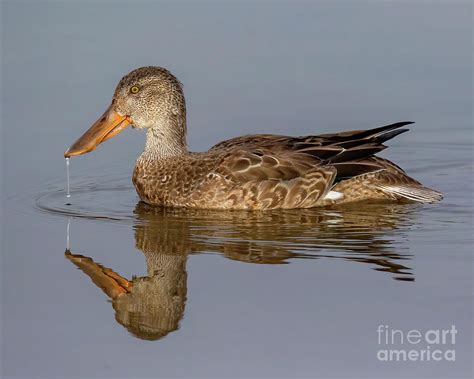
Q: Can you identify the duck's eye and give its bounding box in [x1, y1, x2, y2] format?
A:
[130, 85, 140, 94]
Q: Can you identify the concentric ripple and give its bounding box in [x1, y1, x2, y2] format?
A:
[30, 172, 139, 223]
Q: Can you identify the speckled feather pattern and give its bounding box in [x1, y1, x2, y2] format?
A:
[133, 149, 337, 209]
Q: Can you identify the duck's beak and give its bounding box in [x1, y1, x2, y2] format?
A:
[64, 105, 131, 158]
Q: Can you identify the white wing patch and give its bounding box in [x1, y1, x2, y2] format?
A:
[323, 190, 344, 201]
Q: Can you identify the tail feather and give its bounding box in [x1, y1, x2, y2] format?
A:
[376, 184, 443, 204]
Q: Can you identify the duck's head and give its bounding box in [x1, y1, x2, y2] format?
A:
[64, 66, 186, 158]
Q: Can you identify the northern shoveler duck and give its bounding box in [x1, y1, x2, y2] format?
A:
[64, 66, 442, 209]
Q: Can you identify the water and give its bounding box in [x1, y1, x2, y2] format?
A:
[1, 2, 472, 378]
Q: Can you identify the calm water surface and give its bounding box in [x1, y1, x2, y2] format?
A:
[1, 2, 472, 378]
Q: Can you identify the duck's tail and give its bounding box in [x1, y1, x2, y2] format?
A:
[374, 183, 443, 203]
[329, 166, 443, 205]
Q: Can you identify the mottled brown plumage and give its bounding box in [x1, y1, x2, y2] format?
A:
[65, 66, 442, 209]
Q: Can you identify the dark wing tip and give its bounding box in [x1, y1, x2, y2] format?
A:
[373, 128, 410, 144]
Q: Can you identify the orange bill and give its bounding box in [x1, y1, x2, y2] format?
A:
[64, 105, 131, 158]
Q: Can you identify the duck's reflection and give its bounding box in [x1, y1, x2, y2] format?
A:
[66, 202, 419, 340]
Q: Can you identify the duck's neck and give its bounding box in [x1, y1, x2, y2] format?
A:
[143, 117, 188, 159]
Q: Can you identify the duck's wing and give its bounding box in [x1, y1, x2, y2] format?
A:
[213, 148, 338, 208]
[210, 121, 413, 180]
[211, 122, 411, 156]
[215, 148, 329, 182]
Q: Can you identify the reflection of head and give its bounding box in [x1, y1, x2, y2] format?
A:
[66, 203, 190, 341]
[113, 265, 187, 340]
[111, 203, 189, 340]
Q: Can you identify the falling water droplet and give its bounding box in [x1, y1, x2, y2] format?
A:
[66, 218, 71, 251]
[66, 157, 71, 198]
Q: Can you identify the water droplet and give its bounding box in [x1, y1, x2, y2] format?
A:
[66, 157, 71, 198]
[66, 218, 71, 251]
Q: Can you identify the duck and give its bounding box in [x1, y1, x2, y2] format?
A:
[64, 66, 442, 210]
